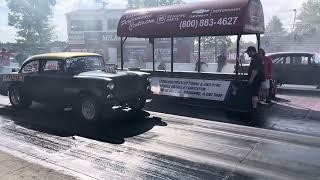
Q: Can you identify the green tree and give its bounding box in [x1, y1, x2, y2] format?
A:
[201, 37, 232, 51]
[127, 0, 183, 8]
[265, 16, 285, 35]
[6, 0, 56, 53]
[295, 0, 320, 34]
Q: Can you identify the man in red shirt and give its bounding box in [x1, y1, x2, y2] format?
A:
[259, 49, 272, 103]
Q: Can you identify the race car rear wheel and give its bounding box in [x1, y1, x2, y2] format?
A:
[129, 97, 146, 111]
[75, 95, 102, 123]
[8, 85, 31, 110]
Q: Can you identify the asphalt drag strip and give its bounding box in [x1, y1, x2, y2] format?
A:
[0, 101, 319, 180]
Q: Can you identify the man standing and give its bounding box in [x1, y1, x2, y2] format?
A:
[0, 48, 11, 66]
[217, 51, 227, 72]
[259, 49, 272, 103]
[245, 46, 264, 113]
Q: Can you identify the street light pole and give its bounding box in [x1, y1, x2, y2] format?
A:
[292, 9, 297, 33]
[292, 9, 297, 51]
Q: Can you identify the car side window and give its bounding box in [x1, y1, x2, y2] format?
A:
[21, 61, 39, 73]
[284, 56, 290, 64]
[42, 60, 63, 73]
[301, 56, 309, 65]
[272, 56, 286, 64]
[291, 56, 309, 65]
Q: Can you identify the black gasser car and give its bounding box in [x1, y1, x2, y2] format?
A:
[0, 52, 152, 122]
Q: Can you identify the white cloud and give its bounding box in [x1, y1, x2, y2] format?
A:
[261, 0, 304, 30]
[0, 26, 17, 42]
[0, 0, 6, 7]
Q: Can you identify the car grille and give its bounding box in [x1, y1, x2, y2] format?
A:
[113, 76, 146, 100]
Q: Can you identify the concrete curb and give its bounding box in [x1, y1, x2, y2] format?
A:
[277, 86, 320, 96]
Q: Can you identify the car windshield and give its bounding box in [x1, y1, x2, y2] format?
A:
[66, 56, 104, 73]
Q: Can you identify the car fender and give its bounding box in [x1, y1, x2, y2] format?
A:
[0, 73, 25, 96]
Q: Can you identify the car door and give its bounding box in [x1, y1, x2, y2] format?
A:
[36, 59, 69, 104]
[287, 55, 312, 85]
[20, 60, 41, 100]
[270, 55, 289, 83]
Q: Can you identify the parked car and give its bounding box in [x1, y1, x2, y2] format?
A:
[241, 52, 320, 86]
[0, 57, 20, 74]
[0, 52, 152, 122]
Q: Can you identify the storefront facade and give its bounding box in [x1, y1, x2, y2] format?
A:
[66, 9, 193, 68]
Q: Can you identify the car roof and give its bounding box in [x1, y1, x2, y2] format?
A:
[267, 52, 315, 57]
[24, 52, 102, 63]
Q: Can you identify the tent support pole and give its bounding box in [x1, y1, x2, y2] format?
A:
[120, 37, 127, 70]
[152, 39, 155, 71]
[120, 37, 124, 70]
[171, 37, 174, 72]
[198, 36, 201, 73]
[236, 35, 242, 78]
[256, 34, 261, 50]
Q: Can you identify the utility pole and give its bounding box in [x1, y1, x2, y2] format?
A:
[292, 9, 297, 33]
[292, 9, 297, 51]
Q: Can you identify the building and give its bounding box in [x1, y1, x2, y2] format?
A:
[65, 8, 193, 68]
[66, 9, 149, 66]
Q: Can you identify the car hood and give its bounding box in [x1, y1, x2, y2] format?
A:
[75, 70, 148, 80]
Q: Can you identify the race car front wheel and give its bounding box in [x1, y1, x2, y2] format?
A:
[75, 95, 102, 123]
[8, 85, 31, 110]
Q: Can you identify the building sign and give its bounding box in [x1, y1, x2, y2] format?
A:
[151, 77, 230, 101]
[102, 32, 121, 41]
[68, 32, 85, 44]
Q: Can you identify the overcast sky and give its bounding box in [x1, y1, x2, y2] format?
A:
[0, 0, 306, 42]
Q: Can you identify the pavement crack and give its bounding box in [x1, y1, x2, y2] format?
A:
[238, 128, 271, 164]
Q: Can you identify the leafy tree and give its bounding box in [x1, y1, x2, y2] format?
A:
[295, 0, 320, 34]
[6, 0, 56, 53]
[265, 16, 285, 35]
[201, 37, 231, 51]
[127, 0, 183, 8]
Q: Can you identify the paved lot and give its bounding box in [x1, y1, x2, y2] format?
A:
[0, 94, 319, 180]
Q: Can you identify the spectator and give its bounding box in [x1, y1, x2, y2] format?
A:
[245, 46, 265, 114]
[259, 48, 272, 103]
[240, 52, 245, 63]
[217, 51, 227, 72]
[1, 48, 11, 66]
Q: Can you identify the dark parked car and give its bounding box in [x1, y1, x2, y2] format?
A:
[241, 52, 320, 86]
[0, 52, 152, 122]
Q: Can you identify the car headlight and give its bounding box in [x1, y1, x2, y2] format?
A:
[147, 77, 152, 83]
[107, 82, 115, 90]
